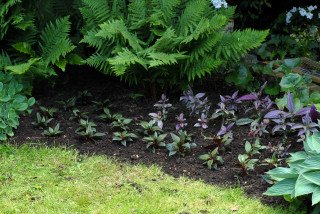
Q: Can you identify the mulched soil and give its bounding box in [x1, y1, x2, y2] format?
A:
[10, 68, 305, 208]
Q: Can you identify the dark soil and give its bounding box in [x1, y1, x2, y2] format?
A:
[10, 69, 304, 208]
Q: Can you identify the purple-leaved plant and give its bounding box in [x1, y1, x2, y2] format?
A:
[175, 113, 187, 131]
[149, 111, 164, 129]
[249, 119, 269, 137]
[219, 91, 241, 111]
[211, 102, 235, 125]
[180, 87, 210, 116]
[217, 123, 234, 136]
[194, 113, 208, 129]
[309, 104, 319, 122]
[291, 114, 319, 142]
[154, 94, 172, 120]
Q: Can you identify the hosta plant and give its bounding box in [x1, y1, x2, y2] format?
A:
[199, 148, 224, 170]
[0, 72, 35, 141]
[32, 113, 53, 129]
[264, 133, 320, 211]
[139, 120, 162, 135]
[42, 123, 63, 137]
[143, 132, 167, 153]
[112, 131, 138, 147]
[81, 0, 268, 88]
[166, 131, 196, 156]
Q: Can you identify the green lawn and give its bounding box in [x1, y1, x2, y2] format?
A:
[0, 143, 304, 214]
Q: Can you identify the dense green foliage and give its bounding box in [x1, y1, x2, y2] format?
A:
[0, 0, 80, 78]
[0, 72, 35, 141]
[265, 133, 320, 211]
[80, 0, 268, 87]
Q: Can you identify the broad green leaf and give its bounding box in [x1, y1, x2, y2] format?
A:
[312, 187, 320, 206]
[303, 172, 320, 186]
[295, 175, 317, 197]
[55, 59, 67, 71]
[11, 42, 34, 55]
[264, 178, 296, 196]
[5, 58, 40, 75]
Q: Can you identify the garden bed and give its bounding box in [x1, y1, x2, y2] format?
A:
[10, 69, 304, 207]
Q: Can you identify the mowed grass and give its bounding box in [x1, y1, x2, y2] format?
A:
[0, 143, 304, 214]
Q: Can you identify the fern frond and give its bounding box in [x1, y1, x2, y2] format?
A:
[185, 57, 222, 81]
[128, 0, 148, 29]
[86, 53, 110, 73]
[0, 51, 12, 70]
[80, 0, 110, 30]
[148, 52, 188, 68]
[96, 20, 143, 52]
[149, 27, 179, 52]
[215, 29, 269, 61]
[5, 58, 40, 75]
[150, 0, 180, 27]
[39, 16, 76, 66]
[108, 48, 148, 76]
[178, 0, 208, 36]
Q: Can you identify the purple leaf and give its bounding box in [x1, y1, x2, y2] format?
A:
[287, 92, 295, 113]
[237, 94, 258, 101]
[232, 91, 239, 99]
[309, 104, 319, 122]
[295, 107, 311, 116]
[264, 110, 285, 119]
[195, 93, 205, 99]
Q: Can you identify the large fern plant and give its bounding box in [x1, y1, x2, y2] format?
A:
[80, 0, 269, 88]
[0, 0, 80, 77]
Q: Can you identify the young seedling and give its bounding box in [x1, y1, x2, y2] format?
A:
[180, 87, 211, 116]
[112, 131, 138, 146]
[203, 124, 234, 152]
[42, 123, 63, 137]
[244, 139, 266, 158]
[166, 130, 196, 157]
[139, 120, 162, 135]
[238, 154, 258, 176]
[98, 108, 123, 122]
[199, 148, 223, 170]
[211, 102, 236, 125]
[77, 90, 92, 104]
[111, 117, 132, 131]
[92, 99, 110, 112]
[175, 113, 187, 131]
[261, 153, 281, 167]
[32, 113, 53, 128]
[149, 111, 164, 129]
[143, 132, 167, 153]
[194, 113, 208, 129]
[291, 114, 319, 142]
[154, 94, 172, 120]
[69, 109, 89, 121]
[57, 97, 77, 111]
[39, 106, 58, 118]
[75, 119, 105, 141]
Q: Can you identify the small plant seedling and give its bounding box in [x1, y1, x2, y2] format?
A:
[175, 113, 187, 131]
[98, 108, 122, 122]
[77, 90, 92, 103]
[69, 109, 89, 121]
[92, 99, 110, 112]
[244, 138, 266, 158]
[57, 97, 77, 111]
[39, 106, 58, 118]
[111, 117, 132, 131]
[199, 148, 223, 170]
[143, 132, 167, 153]
[154, 94, 172, 120]
[42, 123, 63, 137]
[139, 120, 162, 135]
[166, 130, 196, 156]
[112, 131, 138, 146]
[262, 153, 281, 167]
[75, 119, 105, 141]
[203, 131, 233, 152]
[32, 113, 53, 128]
[238, 154, 258, 176]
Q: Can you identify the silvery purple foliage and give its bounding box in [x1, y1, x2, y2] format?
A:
[264, 110, 291, 134]
[219, 91, 241, 111]
[148, 111, 164, 129]
[194, 113, 208, 129]
[175, 113, 187, 131]
[154, 94, 172, 120]
[249, 119, 269, 137]
[217, 123, 234, 136]
[291, 114, 319, 142]
[180, 87, 210, 116]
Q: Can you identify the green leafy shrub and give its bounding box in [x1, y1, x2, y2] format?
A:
[167, 131, 196, 156]
[80, 0, 268, 88]
[0, 72, 35, 141]
[265, 133, 320, 210]
[112, 131, 138, 147]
